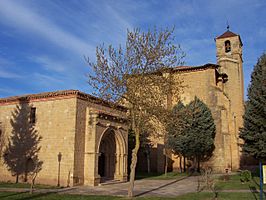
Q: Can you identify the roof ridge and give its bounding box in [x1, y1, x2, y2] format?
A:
[0, 89, 127, 111]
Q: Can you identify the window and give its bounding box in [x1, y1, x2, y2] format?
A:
[30, 107, 36, 124]
[225, 40, 231, 53]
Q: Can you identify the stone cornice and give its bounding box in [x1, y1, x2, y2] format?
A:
[0, 89, 127, 112]
[98, 111, 128, 124]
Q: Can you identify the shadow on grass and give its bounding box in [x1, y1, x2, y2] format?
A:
[0, 191, 29, 198]
[0, 187, 76, 200]
[249, 186, 258, 200]
[134, 175, 190, 197]
[18, 191, 57, 200]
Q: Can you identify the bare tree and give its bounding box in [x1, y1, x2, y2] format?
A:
[29, 160, 43, 194]
[87, 27, 184, 197]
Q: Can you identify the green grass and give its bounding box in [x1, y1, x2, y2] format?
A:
[135, 172, 188, 180]
[0, 192, 262, 200]
[0, 192, 121, 200]
[0, 182, 59, 189]
[215, 174, 260, 190]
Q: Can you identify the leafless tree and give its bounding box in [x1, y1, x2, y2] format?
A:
[87, 27, 184, 197]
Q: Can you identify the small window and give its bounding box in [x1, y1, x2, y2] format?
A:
[225, 40, 231, 53]
[30, 107, 36, 124]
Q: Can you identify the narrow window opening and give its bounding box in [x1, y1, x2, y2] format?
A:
[30, 107, 36, 124]
[225, 40, 231, 53]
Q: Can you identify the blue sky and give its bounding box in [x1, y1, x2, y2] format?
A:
[0, 0, 265, 98]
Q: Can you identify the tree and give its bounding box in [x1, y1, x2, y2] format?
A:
[167, 101, 188, 172]
[168, 97, 216, 172]
[240, 53, 266, 161]
[3, 101, 43, 184]
[87, 27, 184, 197]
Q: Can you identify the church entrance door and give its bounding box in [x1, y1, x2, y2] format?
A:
[98, 130, 116, 181]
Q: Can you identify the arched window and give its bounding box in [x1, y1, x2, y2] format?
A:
[225, 40, 231, 53]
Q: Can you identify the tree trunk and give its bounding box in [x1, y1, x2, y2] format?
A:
[128, 128, 140, 198]
[30, 172, 38, 194]
[147, 153, 150, 174]
[197, 156, 200, 173]
[164, 150, 168, 176]
[179, 156, 182, 173]
[24, 172, 28, 182]
[15, 174, 19, 183]
[183, 156, 186, 173]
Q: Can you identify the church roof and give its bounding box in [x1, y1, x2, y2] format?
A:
[216, 30, 238, 39]
[173, 63, 219, 72]
[0, 90, 127, 111]
[216, 30, 243, 46]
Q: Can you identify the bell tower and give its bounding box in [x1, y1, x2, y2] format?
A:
[215, 28, 244, 170]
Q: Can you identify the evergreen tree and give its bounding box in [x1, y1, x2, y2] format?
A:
[240, 53, 266, 160]
[168, 97, 216, 172]
[167, 101, 187, 157]
[3, 101, 43, 183]
[167, 101, 188, 172]
[186, 97, 216, 171]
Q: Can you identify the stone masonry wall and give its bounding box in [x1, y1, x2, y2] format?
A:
[0, 97, 77, 186]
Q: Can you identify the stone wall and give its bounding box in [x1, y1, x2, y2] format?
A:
[0, 96, 77, 186]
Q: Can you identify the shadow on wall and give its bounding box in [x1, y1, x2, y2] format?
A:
[3, 98, 43, 183]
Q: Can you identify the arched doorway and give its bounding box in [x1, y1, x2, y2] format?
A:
[97, 128, 126, 183]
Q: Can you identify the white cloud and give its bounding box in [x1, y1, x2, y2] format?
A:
[29, 56, 67, 73]
[32, 73, 64, 87]
[0, 57, 23, 78]
[0, 0, 94, 56]
[0, 70, 22, 79]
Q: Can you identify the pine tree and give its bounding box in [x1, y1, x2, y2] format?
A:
[3, 101, 43, 183]
[168, 97, 216, 172]
[167, 101, 187, 157]
[186, 97, 216, 171]
[240, 53, 266, 161]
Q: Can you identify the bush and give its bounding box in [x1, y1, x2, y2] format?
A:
[240, 170, 252, 183]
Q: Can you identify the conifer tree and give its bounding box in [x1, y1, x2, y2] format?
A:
[168, 97, 216, 172]
[186, 97, 216, 171]
[167, 101, 187, 157]
[240, 53, 266, 160]
[3, 101, 43, 183]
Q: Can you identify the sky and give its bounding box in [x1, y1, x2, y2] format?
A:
[0, 0, 265, 98]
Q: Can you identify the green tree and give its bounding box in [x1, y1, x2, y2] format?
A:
[167, 101, 188, 172]
[168, 97, 216, 172]
[240, 53, 266, 160]
[87, 27, 184, 197]
[3, 101, 43, 183]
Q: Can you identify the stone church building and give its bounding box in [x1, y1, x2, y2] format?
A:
[0, 29, 244, 186]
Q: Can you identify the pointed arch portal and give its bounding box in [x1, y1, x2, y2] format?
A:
[97, 128, 127, 183]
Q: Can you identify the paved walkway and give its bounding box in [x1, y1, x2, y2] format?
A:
[0, 176, 199, 197]
[68, 176, 199, 197]
[0, 176, 257, 197]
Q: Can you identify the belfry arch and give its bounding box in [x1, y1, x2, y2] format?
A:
[97, 127, 127, 183]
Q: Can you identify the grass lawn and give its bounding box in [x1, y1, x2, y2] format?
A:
[215, 174, 260, 190]
[0, 192, 261, 200]
[135, 172, 188, 180]
[0, 192, 121, 200]
[0, 182, 59, 189]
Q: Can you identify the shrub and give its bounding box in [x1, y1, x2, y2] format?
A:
[240, 170, 252, 183]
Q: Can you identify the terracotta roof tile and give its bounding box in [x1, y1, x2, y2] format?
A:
[216, 30, 238, 39]
[0, 89, 127, 111]
[173, 63, 219, 72]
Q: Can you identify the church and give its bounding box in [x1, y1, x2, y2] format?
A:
[0, 29, 244, 186]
